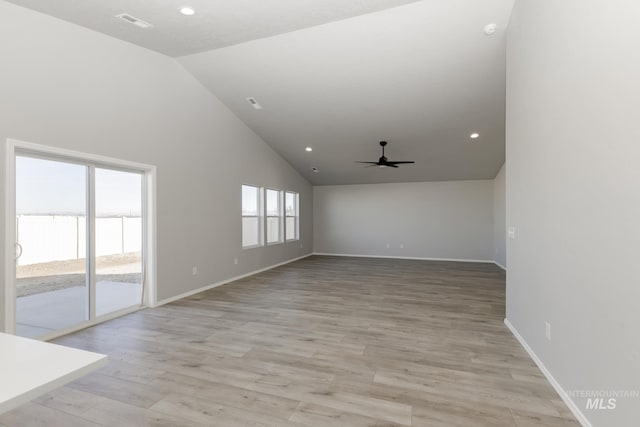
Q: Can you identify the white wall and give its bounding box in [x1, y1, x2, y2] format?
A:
[493, 164, 506, 269]
[313, 180, 494, 261]
[506, 1, 640, 425]
[0, 2, 313, 331]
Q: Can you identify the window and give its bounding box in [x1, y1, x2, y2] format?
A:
[265, 189, 282, 244]
[285, 192, 299, 241]
[242, 185, 262, 248]
[241, 186, 299, 247]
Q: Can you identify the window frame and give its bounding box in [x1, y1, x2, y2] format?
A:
[285, 191, 299, 242]
[264, 188, 283, 245]
[241, 184, 263, 249]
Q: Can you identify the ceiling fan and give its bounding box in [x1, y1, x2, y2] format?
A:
[356, 141, 415, 168]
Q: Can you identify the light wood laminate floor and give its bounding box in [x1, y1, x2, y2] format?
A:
[0, 256, 578, 426]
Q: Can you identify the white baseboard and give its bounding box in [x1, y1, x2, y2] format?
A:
[153, 253, 313, 307]
[504, 318, 592, 427]
[494, 261, 507, 271]
[313, 252, 494, 264]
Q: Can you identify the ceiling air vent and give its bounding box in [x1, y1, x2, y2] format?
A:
[115, 13, 153, 29]
[246, 97, 263, 110]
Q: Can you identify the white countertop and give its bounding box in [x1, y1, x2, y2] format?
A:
[0, 332, 107, 414]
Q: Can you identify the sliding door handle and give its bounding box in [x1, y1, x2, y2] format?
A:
[15, 242, 23, 261]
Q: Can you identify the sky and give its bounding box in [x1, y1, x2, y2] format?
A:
[242, 185, 297, 216]
[241, 185, 258, 215]
[16, 156, 142, 216]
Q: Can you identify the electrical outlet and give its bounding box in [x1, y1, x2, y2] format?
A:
[234, 258, 238, 265]
[300, 244, 303, 249]
[545, 322, 551, 340]
[400, 243, 404, 249]
[192, 266, 198, 276]
[508, 226, 516, 239]
[386, 243, 390, 249]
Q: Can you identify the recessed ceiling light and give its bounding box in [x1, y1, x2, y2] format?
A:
[470, 133, 480, 139]
[305, 147, 313, 152]
[180, 7, 195, 16]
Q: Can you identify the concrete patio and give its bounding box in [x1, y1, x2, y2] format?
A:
[16, 281, 142, 338]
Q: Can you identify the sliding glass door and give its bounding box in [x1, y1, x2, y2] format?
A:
[14, 154, 145, 339]
[95, 168, 143, 317]
[15, 156, 89, 338]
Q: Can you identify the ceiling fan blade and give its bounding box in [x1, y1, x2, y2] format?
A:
[357, 142, 414, 169]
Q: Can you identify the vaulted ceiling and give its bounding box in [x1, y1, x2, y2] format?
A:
[7, 0, 514, 185]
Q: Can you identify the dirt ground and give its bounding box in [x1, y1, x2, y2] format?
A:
[16, 252, 142, 298]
